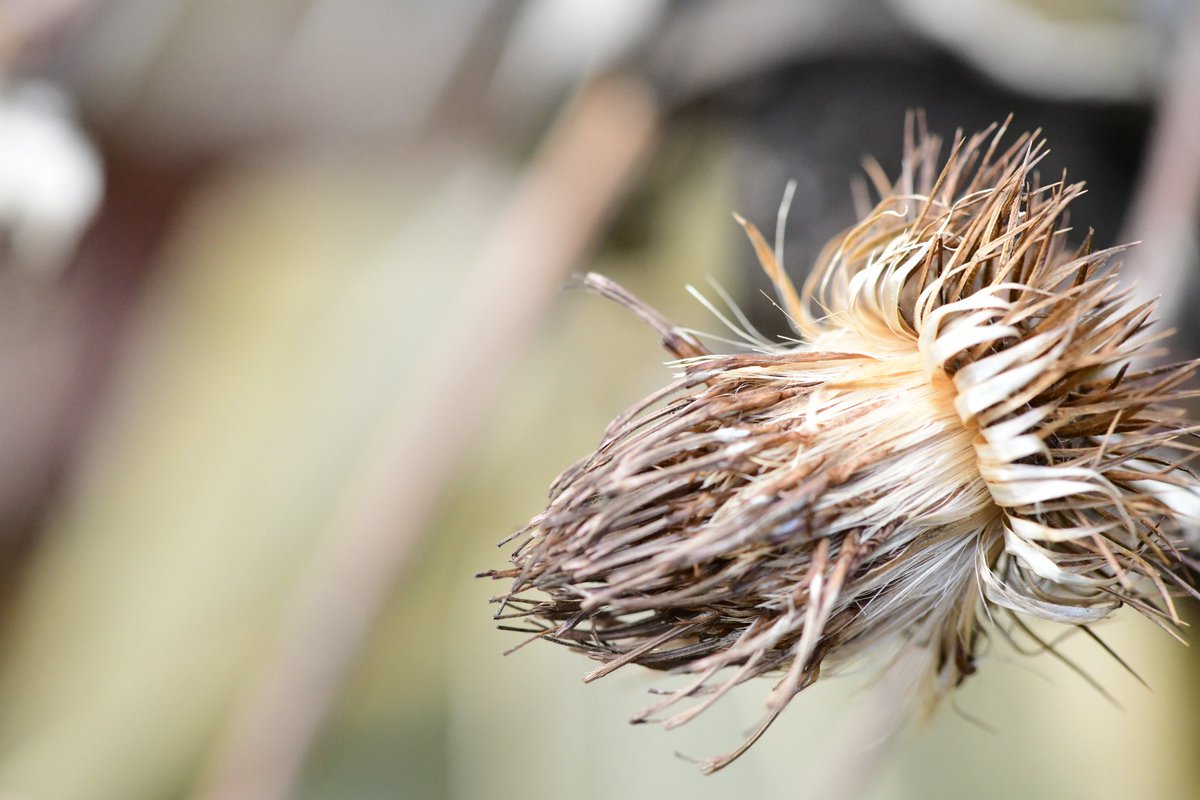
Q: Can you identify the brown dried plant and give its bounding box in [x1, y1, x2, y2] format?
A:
[485, 118, 1200, 772]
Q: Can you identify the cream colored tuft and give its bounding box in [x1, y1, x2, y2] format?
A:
[487, 116, 1200, 772]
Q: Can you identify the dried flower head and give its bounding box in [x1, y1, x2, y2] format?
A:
[485, 117, 1200, 771]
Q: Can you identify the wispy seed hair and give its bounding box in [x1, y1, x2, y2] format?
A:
[486, 116, 1200, 772]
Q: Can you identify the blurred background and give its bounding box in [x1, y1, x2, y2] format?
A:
[0, 0, 1198, 798]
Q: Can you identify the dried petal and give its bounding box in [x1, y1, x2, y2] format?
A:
[486, 117, 1200, 770]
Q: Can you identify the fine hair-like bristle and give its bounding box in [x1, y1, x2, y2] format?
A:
[485, 116, 1200, 772]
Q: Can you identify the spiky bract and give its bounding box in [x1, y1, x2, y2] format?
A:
[487, 119, 1200, 771]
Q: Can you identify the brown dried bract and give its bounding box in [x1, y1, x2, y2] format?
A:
[485, 116, 1200, 772]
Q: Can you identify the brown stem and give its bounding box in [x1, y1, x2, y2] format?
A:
[191, 74, 660, 800]
[1120, 5, 1200, 333]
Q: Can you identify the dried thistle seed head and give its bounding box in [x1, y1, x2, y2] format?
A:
[485, 117, 1200, 772]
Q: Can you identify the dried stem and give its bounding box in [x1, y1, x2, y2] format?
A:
[193, 75, 660, 800]
[1120, 4, 1200, 331]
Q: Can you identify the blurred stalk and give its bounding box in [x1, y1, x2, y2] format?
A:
[1121, 2, 1200, 329]
[192, 73, 660, 800]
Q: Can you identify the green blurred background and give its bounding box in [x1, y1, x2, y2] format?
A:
[0, 1, 1197, 798]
